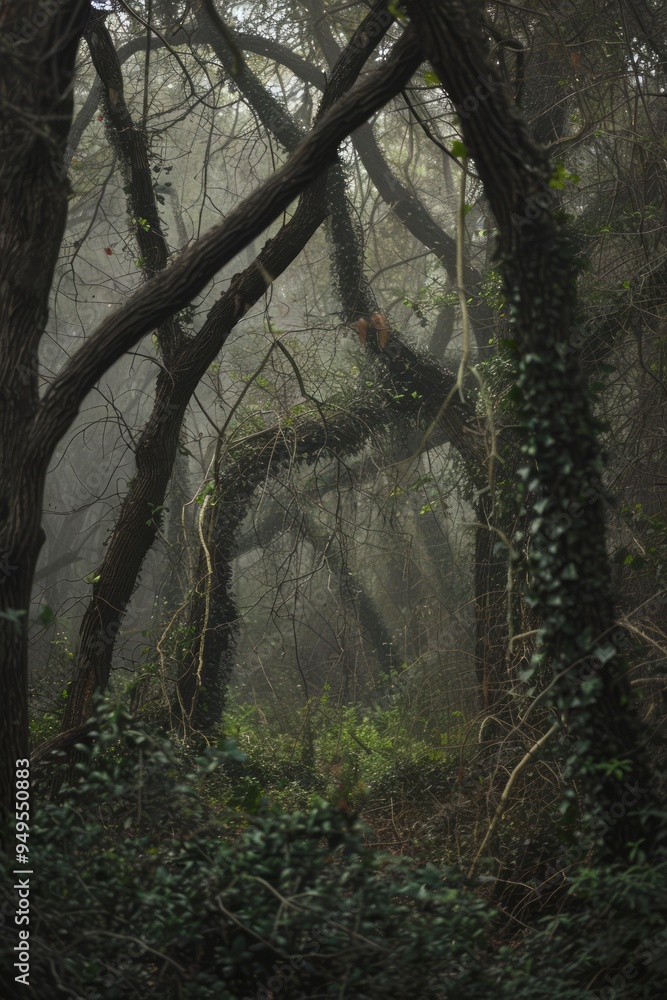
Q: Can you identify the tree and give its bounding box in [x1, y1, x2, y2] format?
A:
[0, 0, 424, 821]
[55, 0, 480, 751]
[406, 0, 659, 858]
[2, 1, 664, 869]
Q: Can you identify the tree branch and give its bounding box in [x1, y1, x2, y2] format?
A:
[30, 27, 424, 469]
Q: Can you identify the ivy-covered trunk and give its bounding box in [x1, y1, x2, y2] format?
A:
[408, 0, 659, 860]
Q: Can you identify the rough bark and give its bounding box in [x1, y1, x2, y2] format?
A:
[0, 11, 423, 812]
[173, 377, 440, 733]
[0, 0, 91, 827]
[407, 0, 660, 859]
[55, 17, 426, 749]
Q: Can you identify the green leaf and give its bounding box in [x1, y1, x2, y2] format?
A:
[549, 163, 567, 189]
[0, 608, 26, 632]
[548, 162, 579, 190]
[388, 0, 406, 21]
[38, 605, 56, 626]
[593, 644, 617, 665]
[423, 70, 440, 87]
[450, 140, 467, 159]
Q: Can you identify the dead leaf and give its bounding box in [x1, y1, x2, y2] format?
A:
[355, 318, 368, 344]
[371, 312, 389, 348]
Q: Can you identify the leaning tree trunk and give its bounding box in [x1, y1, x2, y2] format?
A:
[56, 3, 423, 750]
[172, 365, 465, 734]
[2, 6, 424, 814]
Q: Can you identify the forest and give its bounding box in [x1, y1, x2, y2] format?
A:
[1, 0, 666, 996]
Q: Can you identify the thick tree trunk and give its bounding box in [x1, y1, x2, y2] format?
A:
[408, 0, 660, 859]
[0, 1, 90, 825]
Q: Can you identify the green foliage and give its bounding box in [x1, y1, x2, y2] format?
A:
[480, 268, 505, 311]
[220, 694, 464, 810]
[3, 703, 494, 1000]
[5, 705, 667, 1000]
[549, 161, 581, 190]
[37, 604, 55, 626]
[29, 711, 60, 745]
[499, 861, 667, 998]
[3, 703, 665, 999]
[195, 480, 216, 505]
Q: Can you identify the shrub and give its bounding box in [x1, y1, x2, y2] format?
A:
[3, 703, 665, 1000]
[1, 704, 491, 999]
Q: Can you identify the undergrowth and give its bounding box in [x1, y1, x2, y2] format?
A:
[2, 701, 666, 999]
[219, 692, 466, 816]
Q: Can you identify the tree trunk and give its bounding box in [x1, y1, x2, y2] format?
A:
[0, 1, 90, 825]
[408, 0, 661, 860]
[1, 4, 425, 814]
[173, 495, 238, 736]
[55, 11, 425, 748]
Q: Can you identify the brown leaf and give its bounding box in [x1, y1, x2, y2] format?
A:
[371, 312, 389, 348]
[355, 318, 368, 344]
